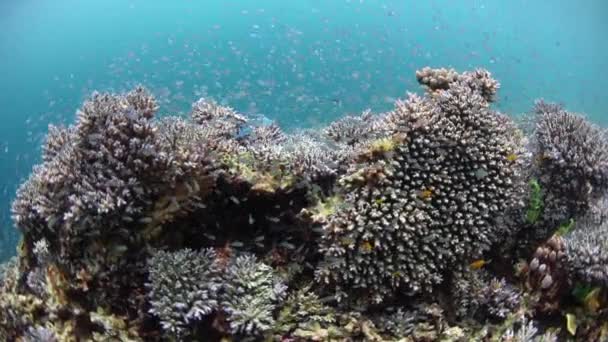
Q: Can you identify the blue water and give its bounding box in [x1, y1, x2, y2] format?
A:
[0, 0, 606, 261]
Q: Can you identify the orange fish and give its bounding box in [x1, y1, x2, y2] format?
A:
[470, 259, 491, 270]
[420, 188, 433, 200]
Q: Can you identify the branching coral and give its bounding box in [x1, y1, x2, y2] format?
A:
[452, 268, 522, 320]
[221, 253, 286, 336]
[227, 129, 346, 190]
[416, 67, 499, 102]
[246, 123, 287, 146]
[563, 220, 608, 287]
[190, 98, 247, 139]
[146, 249, 287, 338]
[12, 87, 162, 236]
[23, 325, 58, 342]
[42, 125, 74, 163]
[316, 68, 526, 302]
[323, 109, 383, 146]
[501, 315, 559, 342]
[373, 303, 447, 340]
[146, 248, 221, 336]
[11, 87, 220, 314]
[0, 257, 17, 289]
[274, 284, 336, 336]
[531, 100, 608, 224]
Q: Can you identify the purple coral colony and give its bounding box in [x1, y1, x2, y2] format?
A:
[1, 67, 607, 341]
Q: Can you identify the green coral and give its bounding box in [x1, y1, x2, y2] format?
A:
[526, 179, 544, 224]
[555, 218, 575, 236]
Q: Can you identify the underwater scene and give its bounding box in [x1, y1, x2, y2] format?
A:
[1, 0, 607, 341]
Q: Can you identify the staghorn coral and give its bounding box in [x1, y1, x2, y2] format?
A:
[11, 87, 221, 316]
[227, 129, 346, 191]
[452, 268, 522, 320]
[317, 68, 526, 302]
[245, 123, 287, 146]
[221, 253, 287, 336]
[373, 303, 447, 340]
[190, 98, 247, 138]
[482, 278, 523, 320]
[274, 284, 336, 336]
[531, 100, 608, 225]
[323, 109, 383, 146]
[42, 125, 74, 163]
[146, 248, 221, 337]
[501, 315, 559, 342]
[12, 86, 162, 237]
[416, 67, 460, 91]
[0, 257, 17, 289]
[563, 219, 608, 287]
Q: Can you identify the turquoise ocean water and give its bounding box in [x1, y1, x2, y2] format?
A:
[0, 0, 606, 261]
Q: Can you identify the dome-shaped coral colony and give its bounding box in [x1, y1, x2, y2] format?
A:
[2, 68, 608, 341]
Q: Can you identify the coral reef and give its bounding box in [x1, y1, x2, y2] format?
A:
[316, 67, 527, 302]
[451, 268, 522, 321]
[146, 248, 221, 337]
[564, 219, 608, 287]
[273, 284, 336, 336]
[501, 315, 559, 342]
[2, 68, 607, 341]
[373, 303, 447, 340]
[220, 254, 286, 336]
[531, 100, 608, 226]
[23, 325, 58, 342]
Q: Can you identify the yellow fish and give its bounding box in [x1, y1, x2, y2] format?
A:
[566, 313, 577, 336]
[420, 188, 433, 200]
[470, 259, 491, 270]
[584, 287, 602, 313]
[339, 237, 356, 247]
[506, 153, 518, 162]
[360, 241, 373, 253]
